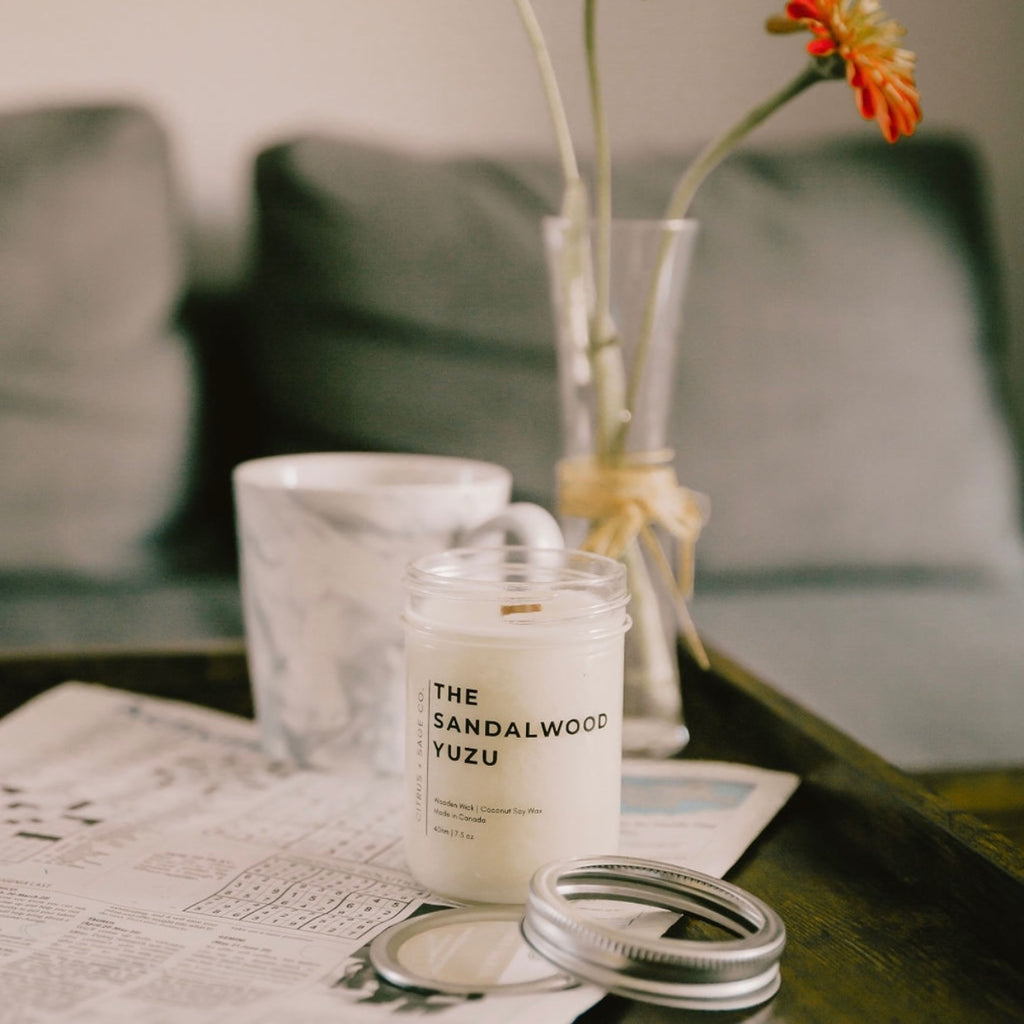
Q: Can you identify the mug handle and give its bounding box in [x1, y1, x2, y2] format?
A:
[462, 502, 564, 549]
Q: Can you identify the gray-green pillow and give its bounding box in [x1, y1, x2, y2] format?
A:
[0, 104, 194, 579]
[247, 135, 1024, 583]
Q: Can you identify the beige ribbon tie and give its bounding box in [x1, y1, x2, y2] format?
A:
[557, 452, 710, 667]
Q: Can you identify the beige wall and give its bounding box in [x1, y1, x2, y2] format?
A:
[4, 1, 1022, 369]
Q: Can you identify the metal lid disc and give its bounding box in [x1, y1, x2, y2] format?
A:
[369, 905, 578, 998]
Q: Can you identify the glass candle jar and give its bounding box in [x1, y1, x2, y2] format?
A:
[402, 547, 630, 904]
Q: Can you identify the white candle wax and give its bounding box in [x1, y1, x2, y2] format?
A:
[403, 549, 629, 905]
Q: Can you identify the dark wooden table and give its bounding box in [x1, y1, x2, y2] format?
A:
[1, 641, 1022, 1023]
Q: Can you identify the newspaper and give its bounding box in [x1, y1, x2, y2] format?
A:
[0, 683, 798, 1023]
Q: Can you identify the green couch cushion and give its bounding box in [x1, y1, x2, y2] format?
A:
[0, 104, 195, 579]
[247, 134, 1023, 584]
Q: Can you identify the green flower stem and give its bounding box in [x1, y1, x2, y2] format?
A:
[664, 61, 825, 222]
[514, 0, 623, 457]
[614, 221, 679, 456]
[614, 61, 829, 452]
[585, 0, 613, 346]
[583, 0, 625, 459]
[513, 0, 582, 197]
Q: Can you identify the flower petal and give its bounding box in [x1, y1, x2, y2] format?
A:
[771, 0, 922, 141]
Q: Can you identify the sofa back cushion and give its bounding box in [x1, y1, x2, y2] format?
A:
[0, 104, 195, 580]
[247, 134, 1024, 585]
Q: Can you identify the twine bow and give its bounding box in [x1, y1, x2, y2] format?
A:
[557, 450, 710, 668]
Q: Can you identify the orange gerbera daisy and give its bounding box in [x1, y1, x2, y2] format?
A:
[769, 0, 921, 142]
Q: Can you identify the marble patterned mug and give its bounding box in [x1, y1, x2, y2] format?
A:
[233, 452, 563, 774]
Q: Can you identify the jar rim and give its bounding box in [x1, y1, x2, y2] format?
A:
[403, 547, 630, 641]
[404, 546, 628, 610]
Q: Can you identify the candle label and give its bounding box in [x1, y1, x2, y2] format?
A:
[405, 636, 623, 903]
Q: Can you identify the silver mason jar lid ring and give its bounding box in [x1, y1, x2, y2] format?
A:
[521, 856, 786, 1010]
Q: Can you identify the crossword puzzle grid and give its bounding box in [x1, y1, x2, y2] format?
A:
[187, 854, 415, 939]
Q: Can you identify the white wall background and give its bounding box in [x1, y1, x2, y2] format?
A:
[4, 1, 1023, 378]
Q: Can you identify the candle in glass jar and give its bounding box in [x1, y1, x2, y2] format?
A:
[402, 547, 630, 904]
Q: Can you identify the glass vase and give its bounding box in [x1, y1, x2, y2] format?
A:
[543, 216, 707, 758]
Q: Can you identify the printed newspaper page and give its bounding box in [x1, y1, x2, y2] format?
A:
[0, 683, 797, 1023]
